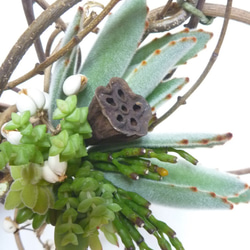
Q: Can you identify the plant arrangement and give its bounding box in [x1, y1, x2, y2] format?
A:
[0, 0, 250, 249]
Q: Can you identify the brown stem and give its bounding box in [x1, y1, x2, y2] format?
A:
[203, 3, 250, 25]
[6, 0, 121, 90]
[14, 210, 25, 250]
[149, 0, 233, 131]
[22, 0, 46, 62]
[228, 168, 250, 175]
[0, 0, 82, 96]
[35, 0, 67, 31]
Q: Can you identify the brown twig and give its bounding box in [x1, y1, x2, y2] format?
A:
[0, 0, 82, 96]
[21, 0, 46, 62]
[228, 168, 250, 175]
[14, 210, 25, 250]
[6, 0, 121, 90]
[149, 0, 233, 131]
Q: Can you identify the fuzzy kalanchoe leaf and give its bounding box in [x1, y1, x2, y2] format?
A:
[87, 77, 152, 144]
[78, 0, 148, 107]
[104, 158, 248, 209]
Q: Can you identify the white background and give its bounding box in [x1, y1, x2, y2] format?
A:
[1, 1, 250, 249]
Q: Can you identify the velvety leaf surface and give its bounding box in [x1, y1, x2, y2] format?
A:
[90, 132, 233, 152]
[104, 172, 233, 209]
[125, 37, 196, 97]
[78, 0, 147, 106]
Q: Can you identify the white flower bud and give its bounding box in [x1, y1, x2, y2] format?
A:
[3, 217, 18, 233]
[47, 154, 67, 176]
[5, 131, 22, 145]
[63, 74, 88, 96]
[42, 162, 60, 183]
[1, 123, 22, 145]
[43, 92, 50, 110]
[26, 88, 46, 110]
[16, 92, 37, 116]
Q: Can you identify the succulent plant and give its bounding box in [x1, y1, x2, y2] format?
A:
[1, 0, 250, 250]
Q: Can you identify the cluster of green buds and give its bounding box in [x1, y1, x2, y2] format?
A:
[52, 161, 183, 250]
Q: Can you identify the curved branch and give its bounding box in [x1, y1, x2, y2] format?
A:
[0, 0, 82, 96]
[149, 0, 233, 131]
[6, 0, 121, 90]
[203, 3, 250, 25]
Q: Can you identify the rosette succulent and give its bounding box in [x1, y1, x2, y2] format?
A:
[0, 0, 250, 250]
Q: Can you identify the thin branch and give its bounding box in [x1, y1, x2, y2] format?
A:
[149, 0, 233, 131]
[6, 0, 121, 90]
[228, 168, 250, 175]
[157, 0, 173, 20]
[0, 0, 82, 96]
[21, 0, 46, 62]
[14, 210, 25, 250]
[203, 3, 250, 25]
[35, 0, 67, 31]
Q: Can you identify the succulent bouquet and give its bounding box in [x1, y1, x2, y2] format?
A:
[0, 0, 250, 249]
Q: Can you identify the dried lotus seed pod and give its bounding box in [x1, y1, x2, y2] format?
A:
[87, 77, 152, 144]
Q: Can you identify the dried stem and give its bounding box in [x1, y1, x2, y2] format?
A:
[0, 0, 82, 96]
[6, 0, 121, 90]
[14, 209, 25, 250]
[149, 0, 233, 131]
[228, 168, 250, 175]
[21, 0, 46, 62]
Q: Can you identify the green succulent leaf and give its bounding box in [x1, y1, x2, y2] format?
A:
[104, 159, 248, 209]
[21, 184, 38, 209]
[4, 190, 22, 210]
[78, 0, 147, 107]
[32, 213, 47, 229]
[146, 77, 189, 108]
[125, 37, 196, 97]
[229, 188, 250, 204]
[104, 172, 234, 209]
[61, 232, 78, 246]
[127, 29, 213, 70]
[16, 207, 34, 224]
[33, 186, 50, 214]
[91, 132, 233, 152]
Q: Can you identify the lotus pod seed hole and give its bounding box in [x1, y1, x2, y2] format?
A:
[130, 118, 137, 126]
[117, 89, 125, 100]
[133, 103, 141, 112]
[121, 105, 128, 112]
[106, 97, 116, 106]
[117, 114, 123, 122]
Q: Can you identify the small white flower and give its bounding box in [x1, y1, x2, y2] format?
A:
[63, 74, 88, 96]
[47, 154, 67, 176]
[26, 88, 46, 110]
[3, 217, 18, 233]
[16, 92, 37, 116]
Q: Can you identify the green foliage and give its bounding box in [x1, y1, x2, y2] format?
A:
[77, 0, 148, 107]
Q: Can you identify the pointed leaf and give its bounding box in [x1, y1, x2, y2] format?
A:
[104, 172, 234, 209]
[147, 77, 189, 107]
[229, 187, 250, 204]
[125, 37, 196, 97]
[78, 0, 147, 107]
[90, 132, 233, 152]
[126, 29, 212, 70]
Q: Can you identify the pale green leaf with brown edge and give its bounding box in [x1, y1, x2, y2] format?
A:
[104, 159, 248, 209]
[146, 77, 189, 108]
[124, 29, 213, 76]
[78, 0, 147, 107]
[125, 37, 196, 97]
[89, 132, 233, 152]
[229, 188, 250, 204]
[104, 172, 233, 209]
